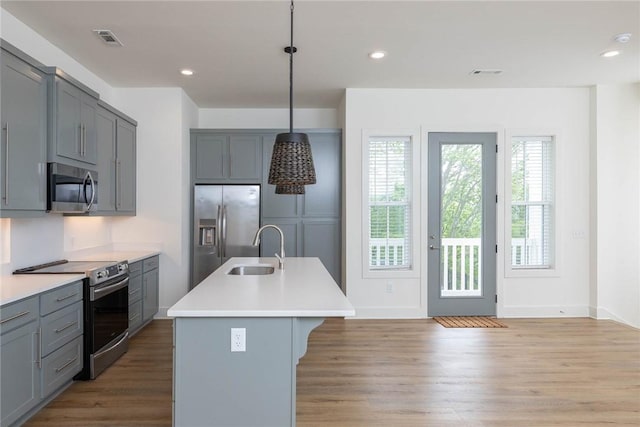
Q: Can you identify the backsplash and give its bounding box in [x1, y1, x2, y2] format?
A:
[0, 216, 112, 275]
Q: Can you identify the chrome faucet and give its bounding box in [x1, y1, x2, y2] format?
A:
[252, 225, 285, 270]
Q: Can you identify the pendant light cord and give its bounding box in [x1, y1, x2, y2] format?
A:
[289, 0, 294, 134]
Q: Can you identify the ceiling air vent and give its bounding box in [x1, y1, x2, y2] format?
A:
[470, 69, 503, 75]
[93, 29, 123, 47]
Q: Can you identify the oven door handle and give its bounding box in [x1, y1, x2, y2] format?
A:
[91, 277, 129, 301]
[93, 331, 129, 360]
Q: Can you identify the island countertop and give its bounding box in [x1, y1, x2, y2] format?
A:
[167, 257, 355, 318]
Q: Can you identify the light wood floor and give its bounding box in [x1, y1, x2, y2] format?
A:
[25, 318, 639, 426]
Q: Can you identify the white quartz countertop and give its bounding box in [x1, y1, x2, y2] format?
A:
[0, 274, 85, 306]
[72, 250, 160, 264]
[167, 257, 355, 318]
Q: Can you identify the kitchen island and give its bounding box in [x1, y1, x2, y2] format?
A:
[167, 257, 354, 427]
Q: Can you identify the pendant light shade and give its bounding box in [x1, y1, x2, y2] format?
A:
[269, 132, 316, 191]
[267, 0, 315, 195]
[275, 184, 306, 195]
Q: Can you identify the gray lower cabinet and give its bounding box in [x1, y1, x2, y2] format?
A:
[128, 255, 159, 335]
[128, 265, 143, 332]
[0, 281, 83, 427]
[49, 73, 99, 166]
[142, 256, 159, 323]
[0, 297, 40, 427]
[0, 48, 47, 217]
[96, 103, 137, 215]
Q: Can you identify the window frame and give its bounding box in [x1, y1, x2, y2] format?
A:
[504, 130, 560, 278]
[362, 129, 421, 279]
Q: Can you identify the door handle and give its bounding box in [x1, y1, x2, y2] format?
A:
[429, 245, 440, 250]
[3, 123, 8, 205]
[216, 205, 222, 254]
[84, 171, 96, 212]
[221, 205, 228, 258]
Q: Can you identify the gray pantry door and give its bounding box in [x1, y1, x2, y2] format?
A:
[427, 132, 497, 316]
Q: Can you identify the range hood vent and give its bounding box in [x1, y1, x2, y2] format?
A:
[93, 29, 123, 47]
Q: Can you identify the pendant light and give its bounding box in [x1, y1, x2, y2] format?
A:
[268, 0, 316, 195]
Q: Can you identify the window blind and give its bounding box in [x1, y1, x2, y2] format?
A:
[511, 136, 554, 268]
[368, 136, 412, 269]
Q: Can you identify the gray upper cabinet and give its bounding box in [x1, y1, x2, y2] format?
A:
[48, 70, 99, 167]
[96, 106, 117, 212]
[96, 103, 137, 215]
[303, 132, 341, 218]
[116, 119, 136, 212]
[192, 131, 262, 182]
[0, 48, 47, 217]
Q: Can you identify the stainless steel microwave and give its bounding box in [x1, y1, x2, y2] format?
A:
[47, 163, 98, 213]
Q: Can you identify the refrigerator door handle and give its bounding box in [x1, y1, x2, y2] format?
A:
[221, 205, 228, 258]
[216, 205, 222, 255]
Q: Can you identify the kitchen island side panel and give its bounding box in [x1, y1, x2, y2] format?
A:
[174, 317, 294, 427]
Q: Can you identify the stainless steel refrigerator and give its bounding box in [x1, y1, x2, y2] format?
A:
[192, 185, 260, 289]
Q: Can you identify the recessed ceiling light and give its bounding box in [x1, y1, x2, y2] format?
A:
[180, 69, 194, 76]
[600, 50, 621, 58]
[369, 51, 386, 60]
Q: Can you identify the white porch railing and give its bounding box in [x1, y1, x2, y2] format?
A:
[441, 238, 481, 296]
[369, 237, 482, 296]
[369, 237, 543, 296]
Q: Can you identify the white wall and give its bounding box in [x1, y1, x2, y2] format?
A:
[592, 83, 640, 328]
[344, 88, 591, 319]
[109, 88, 198, 316]
[0, 9, 114, 103]
[199, 108, 338, 129]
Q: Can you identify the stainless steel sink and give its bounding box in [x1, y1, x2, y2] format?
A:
[227, 265, 275, 276]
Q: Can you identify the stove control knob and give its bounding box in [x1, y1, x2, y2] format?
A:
[96, 270, 106, 279]
[118, 264, 127, 272]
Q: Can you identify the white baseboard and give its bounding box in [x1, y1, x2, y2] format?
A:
[592, 306, 640, 329]
[349, 306, 427, 319]
[501, 305, 589, 318]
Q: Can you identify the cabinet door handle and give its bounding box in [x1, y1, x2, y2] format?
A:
[56, 292, 79, 302]
[54, 320, 78, 334]
[78, 124, 82, 156]
[116, 159, 122, 208]
[55, 355, 78, 373]
[35, 327, 42, 368]
[3, 122, 8, 205]
[0, 310, 29, 324]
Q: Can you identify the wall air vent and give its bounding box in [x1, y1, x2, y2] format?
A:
[470, 69, 503, 75]
[93, 29, 123, 47]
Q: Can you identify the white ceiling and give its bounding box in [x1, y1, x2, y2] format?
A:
[3, 0, 639, 108]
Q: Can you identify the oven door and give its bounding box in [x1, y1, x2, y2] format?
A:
[90, 276, 129, 353]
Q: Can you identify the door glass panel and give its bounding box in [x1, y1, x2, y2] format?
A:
[440, 144, 483, 297]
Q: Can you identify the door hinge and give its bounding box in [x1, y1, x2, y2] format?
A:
[495, 244, 498, 253]
[495, 294, 498, 303]
[495, 144, 498, 153]
[496, 194, 498, 203]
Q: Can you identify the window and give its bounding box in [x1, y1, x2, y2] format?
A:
[367, 136, 412, 270]
[510, 136, 554, 268]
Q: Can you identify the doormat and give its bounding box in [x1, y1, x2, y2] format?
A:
[433, 316, 507, 328]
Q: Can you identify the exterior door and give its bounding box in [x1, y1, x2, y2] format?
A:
[427, 132, 497, 316]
